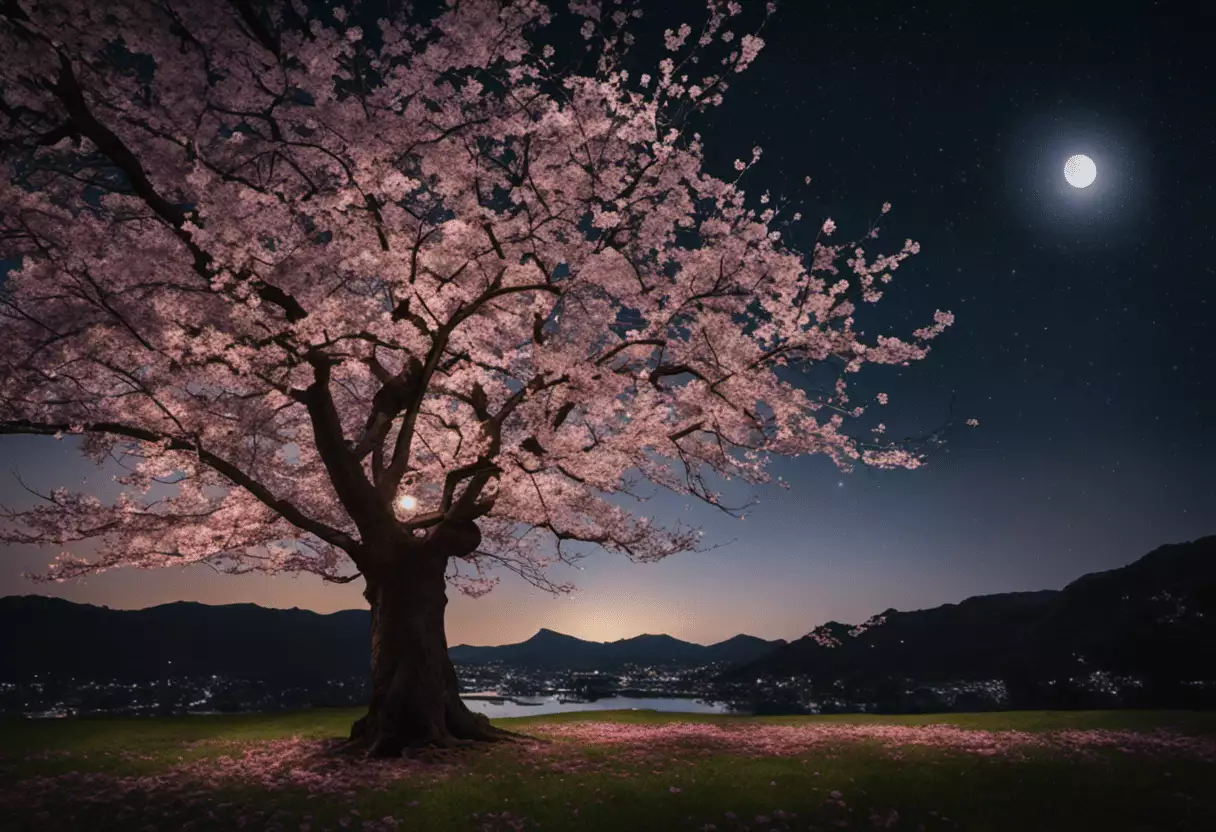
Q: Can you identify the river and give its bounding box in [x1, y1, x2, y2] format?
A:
[460, 695, 736, 718]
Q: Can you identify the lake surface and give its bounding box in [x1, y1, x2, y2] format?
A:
[460, 695, 736, 718]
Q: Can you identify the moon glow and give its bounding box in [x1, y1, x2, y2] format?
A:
[1064, 154, 1097, 188]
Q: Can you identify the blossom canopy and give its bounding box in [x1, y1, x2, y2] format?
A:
[0, 0, 952, 597]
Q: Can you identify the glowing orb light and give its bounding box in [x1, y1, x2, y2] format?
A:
[398, 494, 418, 511]
[1064, 154, 1097, 188]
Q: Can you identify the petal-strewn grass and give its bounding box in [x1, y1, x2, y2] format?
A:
[2, 709, 1215, 831]
[528, 719, 1216, 761]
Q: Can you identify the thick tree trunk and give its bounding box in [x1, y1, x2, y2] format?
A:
[346, 529, 517, 758]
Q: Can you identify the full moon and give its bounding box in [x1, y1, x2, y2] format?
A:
[1064, 154, 1097, 188]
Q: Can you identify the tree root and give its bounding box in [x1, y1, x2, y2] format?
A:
[320, 711, 539, 762]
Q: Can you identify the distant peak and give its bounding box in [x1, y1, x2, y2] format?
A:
[531, 627, 572, 639]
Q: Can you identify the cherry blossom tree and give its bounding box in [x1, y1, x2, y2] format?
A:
[0, 0, 953, 756]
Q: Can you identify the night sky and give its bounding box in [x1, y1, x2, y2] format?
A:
[1, 0, 1212, 647]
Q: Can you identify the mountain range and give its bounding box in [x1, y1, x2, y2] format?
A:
[2, 535, 1212, 690]
[0, 598, 373, 681]
[448, 629, 786, 668]
[0, 596, 784, 681]
[721, 536, 1216, 690]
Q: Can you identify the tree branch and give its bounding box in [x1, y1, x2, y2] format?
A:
[0, 419, 360, 554]
[381, 282, 562, 497]
[301, 356, 394, 540]
[47, 53, 307, 323]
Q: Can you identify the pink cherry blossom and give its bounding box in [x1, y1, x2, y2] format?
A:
[523, 721, 1216, 763]
[665, 24, 693, 51]
[0, 0, 950, 607]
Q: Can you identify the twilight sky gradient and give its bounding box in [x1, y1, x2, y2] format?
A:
[1, 0, 1212, 646]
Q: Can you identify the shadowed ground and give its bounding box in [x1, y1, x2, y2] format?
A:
[1, 709, 1214, 831]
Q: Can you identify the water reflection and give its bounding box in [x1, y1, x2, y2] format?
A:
[460, 695, 737, 718]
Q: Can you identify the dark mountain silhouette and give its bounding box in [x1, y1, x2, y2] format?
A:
[720, 590, 1059, 684]
[4, 536, 1209, 692]
[449, 629, 785, 668]
[703, 634, 787, 666]
[722, 536, 1216, 696]
[0, 597, 371, 682]
[0, 598, 784, 681]
[447, 628, 597, 666]
[1024, 536, 1216, 681]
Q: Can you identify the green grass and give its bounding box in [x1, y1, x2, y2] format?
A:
[1, 709, 1214, 831]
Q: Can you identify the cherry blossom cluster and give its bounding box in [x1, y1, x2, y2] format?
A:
[1, 0, 954, 593]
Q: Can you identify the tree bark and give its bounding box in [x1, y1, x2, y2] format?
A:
[346, 525, 517, 758]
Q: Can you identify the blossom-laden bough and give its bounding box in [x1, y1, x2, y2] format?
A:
[0, 0, 955, 756]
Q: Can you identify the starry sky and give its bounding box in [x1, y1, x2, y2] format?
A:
[1, 0, 1212, 647]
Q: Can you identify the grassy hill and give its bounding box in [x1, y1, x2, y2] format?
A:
[2, 709, 1215, 831]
